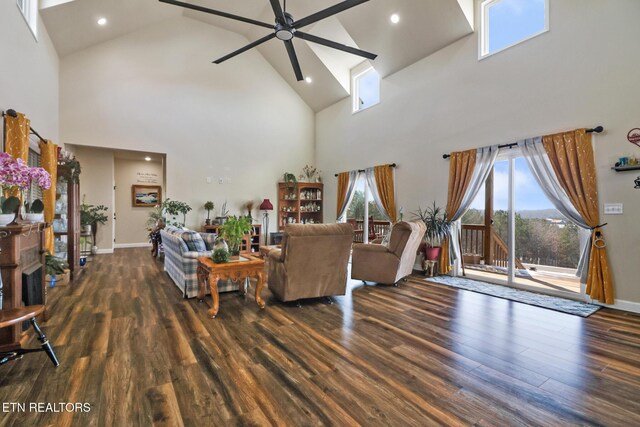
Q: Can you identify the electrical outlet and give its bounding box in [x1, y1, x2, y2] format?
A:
[206, 177, 212, 184]
[604, 203, 623, 215]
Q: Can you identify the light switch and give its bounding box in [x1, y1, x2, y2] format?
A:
[206, 176, 212, 184]
[604, 203, 623, 215]
[218, 177, 224, 184]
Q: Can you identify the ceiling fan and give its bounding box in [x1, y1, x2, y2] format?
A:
[159, 0, 377, 81]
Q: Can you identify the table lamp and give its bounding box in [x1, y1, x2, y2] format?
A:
[259, 199, 273, 245]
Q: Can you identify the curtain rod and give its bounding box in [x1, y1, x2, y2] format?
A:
[441, 126, 604, 159]
[334, 163, 396, 177]
[2, 109, 48, 144]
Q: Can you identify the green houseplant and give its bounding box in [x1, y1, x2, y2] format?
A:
[220, 216, 252, 258]
[45, 252, 69, 287]
[80, 199, 108, 252]
[413, 202, 450, 261]
[163, 199, 192, 227]
[204, 201, 215, 225]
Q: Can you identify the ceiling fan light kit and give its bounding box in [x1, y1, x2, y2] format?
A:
[159, 0, 377, 81]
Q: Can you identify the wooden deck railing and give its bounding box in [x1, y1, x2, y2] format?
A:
[461, 224, 524, 269]
[349, 220, 391, 243]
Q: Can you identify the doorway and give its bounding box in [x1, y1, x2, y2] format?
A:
[461, 148, 585, 299]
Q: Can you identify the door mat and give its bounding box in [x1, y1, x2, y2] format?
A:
[425, 275, 600, 317]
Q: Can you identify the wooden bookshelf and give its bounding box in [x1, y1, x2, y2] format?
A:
[278, 182, 323, 231]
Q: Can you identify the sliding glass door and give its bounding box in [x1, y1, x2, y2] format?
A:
[462, 149, 585, 299]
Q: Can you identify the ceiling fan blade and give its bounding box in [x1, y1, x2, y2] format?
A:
[293, 0, 369, 29]
[159, 0, 273, 29]
[295, 31, 377, 60]
[284, 40, 304, 81]
[213, 33, 276, 64]
[269, 0, 286, 23]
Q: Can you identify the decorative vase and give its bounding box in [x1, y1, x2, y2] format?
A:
[214, 238, 229, 253]
[91, 245, 98, 255]
[0, 214, 15, 226]
[205, 218, 211, 226]
[425, 246, 441, 261]
[23, 213, 44, 223]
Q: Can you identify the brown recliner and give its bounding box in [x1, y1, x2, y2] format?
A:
[268, 223, 354, 302]
[351, 220, 426, 285]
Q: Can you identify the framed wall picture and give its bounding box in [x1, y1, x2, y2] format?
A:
[132, 185, 162, 207]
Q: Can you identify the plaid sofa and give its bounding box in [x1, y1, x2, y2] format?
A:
[160, 226, 237, 298]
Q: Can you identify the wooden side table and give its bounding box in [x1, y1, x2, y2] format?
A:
[196, 255, 266, 318]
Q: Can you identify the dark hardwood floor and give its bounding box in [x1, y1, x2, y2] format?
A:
[1, 248, 639, 426]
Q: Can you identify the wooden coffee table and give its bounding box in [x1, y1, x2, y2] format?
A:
[196, 255, 266, 318]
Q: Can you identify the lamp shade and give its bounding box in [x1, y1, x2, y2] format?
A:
[259, 199, 273, 210]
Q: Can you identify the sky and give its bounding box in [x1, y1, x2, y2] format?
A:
[470, 157, 556, 211]
[488, 0, 546, 54]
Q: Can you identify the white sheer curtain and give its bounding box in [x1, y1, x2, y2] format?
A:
[449, 146, 499, 275]
[517, 138, 591, 282]
[337, 170, 361, 221]
[364, 167, 393, 222]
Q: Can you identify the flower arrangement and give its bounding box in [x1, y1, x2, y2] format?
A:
[0, 152, 51, 193]
[299, 165, 322, 182]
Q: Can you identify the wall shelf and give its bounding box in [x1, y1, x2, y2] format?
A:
[612, 165, 640, 172]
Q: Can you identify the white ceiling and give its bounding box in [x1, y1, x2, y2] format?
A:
[41, 0, 474, 111]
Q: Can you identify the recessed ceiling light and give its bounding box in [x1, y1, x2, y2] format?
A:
[305, 77, 313, 84]
[390, 14, 400, 24]
[144, 156, 151, 161]
[97, 17, 107, 26]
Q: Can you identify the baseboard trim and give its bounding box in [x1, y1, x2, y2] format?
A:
[95, 249, 114, 254]
[114, 243, 151, 249]
[596, 299, 640, 314]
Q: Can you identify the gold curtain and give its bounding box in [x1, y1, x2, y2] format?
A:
[373, 165, 397, 223]
[3, 112, 31, 199]
[542, 129, 614, 304]
[440, 149, 477, 274]
[39, 140, 58, 254]
[336, 172, 350, 219]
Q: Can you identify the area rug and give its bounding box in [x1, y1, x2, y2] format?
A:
[425, 275, 600, 317]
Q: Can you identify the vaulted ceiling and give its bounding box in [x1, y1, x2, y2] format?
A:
[41, 0, 474, 111]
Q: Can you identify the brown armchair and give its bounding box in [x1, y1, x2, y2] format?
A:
[268, 223, 354, 302]
[351, 220, 426, 285]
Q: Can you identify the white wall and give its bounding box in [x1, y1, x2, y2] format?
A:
[115, 157, 164, 246]
[316, 0, 640, 305]
[0, 2, 59, 143]
[59, 16, 315, 231]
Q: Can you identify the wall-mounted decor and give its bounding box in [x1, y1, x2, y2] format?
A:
[131, 185, 162, 207]
[136, 172, 160, 184]
[628, 128, 640, 147]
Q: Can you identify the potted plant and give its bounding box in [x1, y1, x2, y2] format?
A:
[244, 201, 255, 222]
[45, 252, 69, 287]
[220, 216, 252, 259]
[0, 152, 51, 225]
[23, 199, 45, 222]
[299, 165, 321, 183]
[413, 202, 450, 261]
[80, 198, 109, 253]
[204, 201, 215, 225]
[57, 151, 81, 183]
[163, 199, 192, 227]
[215, 200, 229, 225]
[0, 196, 21, 226]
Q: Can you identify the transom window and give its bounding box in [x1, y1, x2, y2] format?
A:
[351, 62, 380, 113]
[480, 0, 548, 58]
[17, 0, 39, 40]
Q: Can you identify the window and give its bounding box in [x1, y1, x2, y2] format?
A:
[26, 148, 43, 205]
[17, 0, 39, 40]
[351, 62, 380, 113]
[480, 0, 548, 58]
